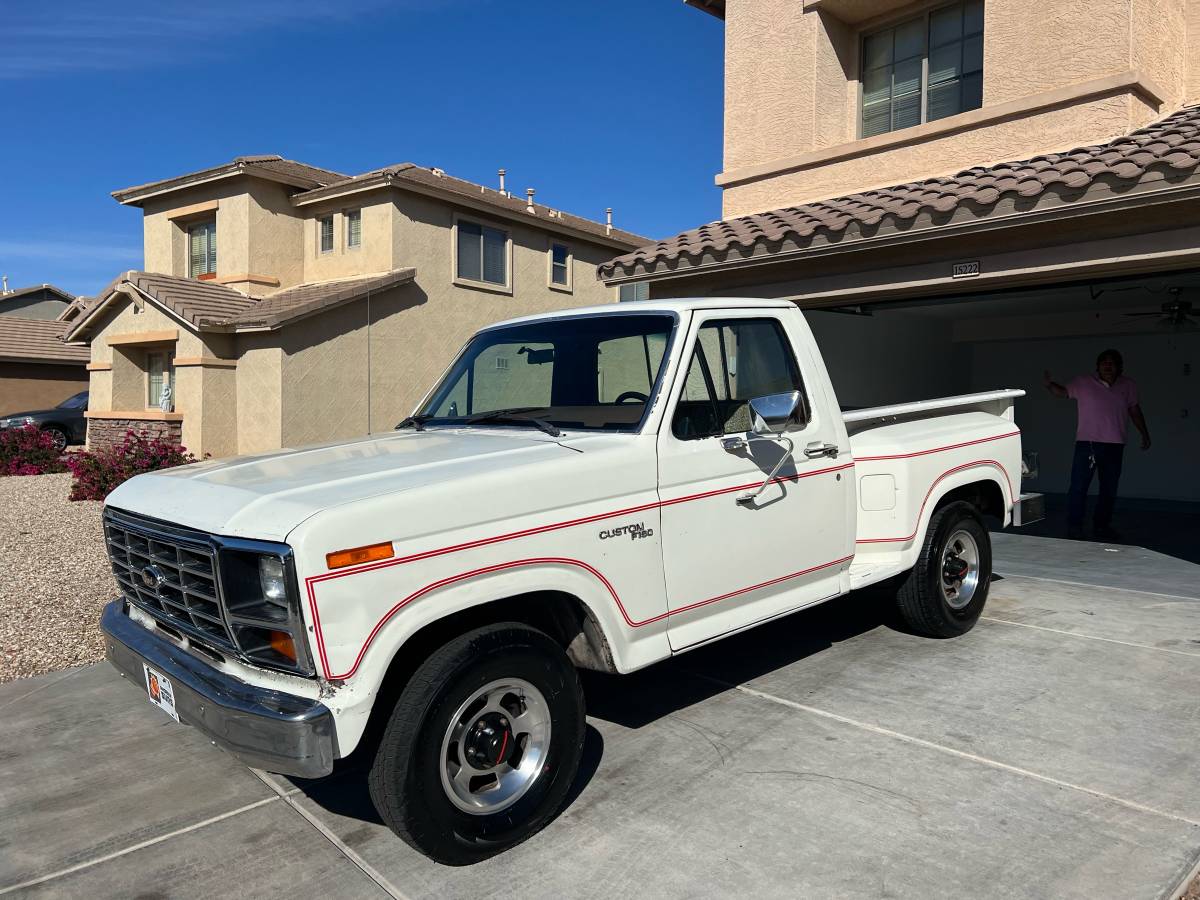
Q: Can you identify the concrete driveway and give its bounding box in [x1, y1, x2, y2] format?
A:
[2, 534, 1198, 899]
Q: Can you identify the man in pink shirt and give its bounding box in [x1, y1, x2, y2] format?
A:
[1044, 348, 1151, 541]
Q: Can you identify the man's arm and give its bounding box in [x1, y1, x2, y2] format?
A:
[1129, 403, 1151, 450]
[1043, 370, 1069, 398]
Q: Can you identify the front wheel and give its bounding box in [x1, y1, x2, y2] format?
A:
[43, 426, 68, 453]
[894, 501, 991, 637]
[368, 622, 585, 865]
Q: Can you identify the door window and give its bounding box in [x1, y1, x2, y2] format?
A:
[672, 319, 805, 440]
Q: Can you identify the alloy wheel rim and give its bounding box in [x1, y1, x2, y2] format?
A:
[439, 677, 551, 815]
[940, 529, 980, 610]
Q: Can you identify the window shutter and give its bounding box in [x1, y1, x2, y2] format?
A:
[482, 226, 506, 285]
[457, 221, 483, 281]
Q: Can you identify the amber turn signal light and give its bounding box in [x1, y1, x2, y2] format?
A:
[326, 541, 394, 570]
[268, 630, 297, 663]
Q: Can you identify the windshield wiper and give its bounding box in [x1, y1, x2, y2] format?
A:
[395, 414, 433, 431]
[465, 408, 562, 437]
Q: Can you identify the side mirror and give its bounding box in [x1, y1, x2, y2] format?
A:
[749, 390, 804, 437]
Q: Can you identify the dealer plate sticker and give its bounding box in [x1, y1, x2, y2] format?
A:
[143, 664, 179, 722]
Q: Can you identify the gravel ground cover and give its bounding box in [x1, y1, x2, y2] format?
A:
[0, 473, 110, 683]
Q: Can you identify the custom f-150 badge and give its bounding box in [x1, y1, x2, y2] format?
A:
[599, 521, 654, 541]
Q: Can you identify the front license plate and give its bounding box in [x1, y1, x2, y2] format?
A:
[143, 664, 180, 722]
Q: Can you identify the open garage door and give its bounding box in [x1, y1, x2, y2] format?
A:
[805, 269, 1200, 562]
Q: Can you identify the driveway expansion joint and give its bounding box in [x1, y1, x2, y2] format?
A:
[682, 670, 1200, 830]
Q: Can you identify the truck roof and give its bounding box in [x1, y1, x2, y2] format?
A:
[486, 297, 796, 330]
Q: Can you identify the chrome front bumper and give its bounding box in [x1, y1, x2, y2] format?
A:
[101, 600, 337, 778]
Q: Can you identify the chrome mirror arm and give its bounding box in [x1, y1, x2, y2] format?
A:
[736, 434, 795, 506]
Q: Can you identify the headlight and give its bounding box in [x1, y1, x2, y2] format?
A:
[217, 545, 313, 675]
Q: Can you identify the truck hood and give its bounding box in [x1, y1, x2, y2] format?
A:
[104, 429, 575, 541]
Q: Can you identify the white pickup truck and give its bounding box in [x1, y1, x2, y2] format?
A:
[100, 297, 1033, 864]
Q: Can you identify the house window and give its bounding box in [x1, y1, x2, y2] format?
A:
[456, 219, 508, 287]
[549, 242, 571, 289]
[346, 210, 361, 249]
[318, 215, 334, 254]
[146, 351, 172, 408]
[861, 0, 983, 138]
[495, 356, 509, 370]
[619, 282, 650, 302]
[188, 220, 216, 278]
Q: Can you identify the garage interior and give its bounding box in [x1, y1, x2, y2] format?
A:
[806, 269, 1200, 562]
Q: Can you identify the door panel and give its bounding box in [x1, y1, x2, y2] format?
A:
[657, 312, 853, 651]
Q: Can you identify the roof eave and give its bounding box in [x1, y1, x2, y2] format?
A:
[295, 174, 647, 251]
[113, 165, 326, 207]
[600, 174, 1200, 284]
[684, 0, 725, 19]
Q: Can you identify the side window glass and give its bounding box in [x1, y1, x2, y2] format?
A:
[671, 319, 806, 441]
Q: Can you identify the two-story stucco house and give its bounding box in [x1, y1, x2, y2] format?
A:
[64, 156, 647, 457]
[602, 0, 1200, 505]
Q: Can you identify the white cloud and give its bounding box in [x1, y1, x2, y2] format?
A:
[1, 0, 445, 78]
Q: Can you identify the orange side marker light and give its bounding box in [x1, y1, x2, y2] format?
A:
[326, 541, 394, 570]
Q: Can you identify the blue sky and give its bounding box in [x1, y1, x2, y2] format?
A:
[0, 0, 724, 297]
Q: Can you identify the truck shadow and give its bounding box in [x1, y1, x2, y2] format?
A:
[581, 584, 905, 730]
[284, 585, 905, 830]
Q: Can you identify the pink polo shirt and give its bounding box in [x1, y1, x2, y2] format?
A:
[1067, 374, 1138, 444]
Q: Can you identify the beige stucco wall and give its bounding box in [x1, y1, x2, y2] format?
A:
[142, 182, 252, 280]
[301, 191, 396, 283]
[719, 0, 1197, 215]
[236, 335, 282, 455]
[245, 180, 306, 293]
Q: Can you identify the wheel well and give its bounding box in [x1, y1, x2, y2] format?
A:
[348, 591, 616, 766]
[934, 478, 1006, 524]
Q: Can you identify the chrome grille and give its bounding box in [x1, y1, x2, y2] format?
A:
[104, 509, 235, 655]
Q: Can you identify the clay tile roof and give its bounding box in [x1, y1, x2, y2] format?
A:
[214, 268, 418, 330]
[0, 283, 75, 306]
[600, 103, 1200, 281]
[0, 317, 89, 364]
[63, 271, 256, 341]
[294, 163, 650, 249]
[112, 155, 346, 205]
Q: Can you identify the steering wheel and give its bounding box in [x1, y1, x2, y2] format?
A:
[614, 391, 649, 405]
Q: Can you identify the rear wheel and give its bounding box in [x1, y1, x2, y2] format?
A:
[895, 501, 991, 637]
[43, 426, 68, 453]
[368, 622, 585, 865]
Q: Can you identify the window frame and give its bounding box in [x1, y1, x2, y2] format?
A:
[617, 282, 650, 303]
[317, 214, 335, 255]
[187, 219, 217, 279]
[451, 213, 513, 295]
[345, 209, 362, 250]
[668, 316, 811, 443]
[145, 350, 173, 409]
[858, 0, 984, 139]
[547, 241, 573, 293]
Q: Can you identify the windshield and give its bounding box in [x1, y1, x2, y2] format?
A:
[56, 391, 89, 410]
[418, 314, 675, 432]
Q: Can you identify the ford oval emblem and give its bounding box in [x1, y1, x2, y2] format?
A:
[141, 565, 166, 590]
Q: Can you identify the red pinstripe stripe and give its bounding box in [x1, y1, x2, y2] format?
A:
[315, 554, 852, 681]
[855, 430, 1019, 462]
[305, 460, 855, 680]
[855, 460, 1012, 545]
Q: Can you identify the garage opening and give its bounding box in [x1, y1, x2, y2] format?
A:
[807, 269, 1200, 563]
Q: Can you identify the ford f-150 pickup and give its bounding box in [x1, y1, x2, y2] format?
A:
[99, 297, 1035, 864]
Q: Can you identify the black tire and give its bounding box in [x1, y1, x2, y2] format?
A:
[43, 426, 68, 453]
[368, 622, 585, 865]
[895, 501, 991, 638]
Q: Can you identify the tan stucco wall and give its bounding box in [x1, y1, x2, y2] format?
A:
[143, 182, 252, 280]
[301, 191, 396, 283]
[0, 363, 88, 417]
[1186, 0, 1200, 104]
[235, 336, 282, 455]
[245, 180, 306, 293]
[719, 0, 1197, 215]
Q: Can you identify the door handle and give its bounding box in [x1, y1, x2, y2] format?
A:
[804, 442, 839, 459]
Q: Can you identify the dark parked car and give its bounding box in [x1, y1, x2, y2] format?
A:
[0, 391, 89, 451]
